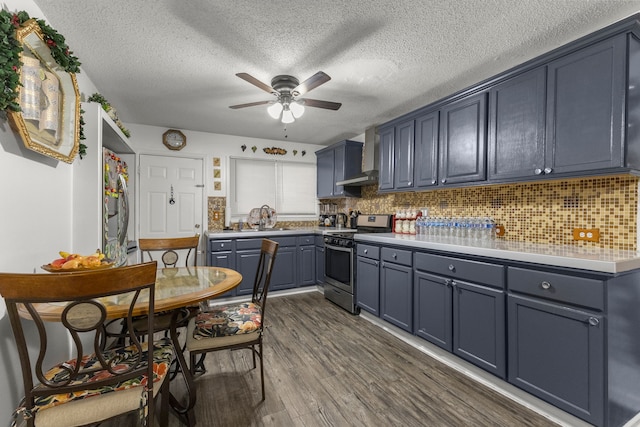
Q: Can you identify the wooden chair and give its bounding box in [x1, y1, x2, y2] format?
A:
[139, 235, 200, 267]
[0, 261, 173, 427]
[186, 238, 279, 401]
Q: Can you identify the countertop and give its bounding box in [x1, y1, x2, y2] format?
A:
[355, 233, 640, 274]
[205, 229, 640, 274]
[205, 227, 356, 239]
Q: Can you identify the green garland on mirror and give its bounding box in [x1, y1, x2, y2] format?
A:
[0, 9, 86, 158]
[0, 10, 81, 112]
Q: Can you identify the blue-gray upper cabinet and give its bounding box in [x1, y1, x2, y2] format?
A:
[439, 92, 488, 185]
[377, 110, 439, 192]
[488, 67, 546, 181]
[414, 111, 439, 188]
[545, 34, 626, 176]
[394, 120, 415, 190]
[315, 140, 362, 198]
[378, 126, 395, 191]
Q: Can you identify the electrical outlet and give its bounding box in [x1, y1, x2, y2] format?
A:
[573, 228, 600, 242]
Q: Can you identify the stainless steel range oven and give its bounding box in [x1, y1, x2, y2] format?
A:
[324, 214, 393, 314]
[324, 232, 357, 313]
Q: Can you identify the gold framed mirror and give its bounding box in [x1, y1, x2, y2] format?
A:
[8, 19, 80, 163]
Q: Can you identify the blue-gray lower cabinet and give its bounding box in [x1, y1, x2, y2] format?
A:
[297, 236, 316, 287]
[269, 238, 296, 291]
[208, 239, 236, 297]
[508, 294, 604, 426]
[452, 280, 505, 378]
[355, 244, 381, 315]
[414, 270, 452, 351]
[380, 247, 413, 332]
[315, 236, 325, 285]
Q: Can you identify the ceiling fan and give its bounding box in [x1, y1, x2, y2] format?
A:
[229, 71, 342, 123]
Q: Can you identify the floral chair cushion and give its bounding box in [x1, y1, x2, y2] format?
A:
[193, 302, 262, 340]
[33, 338, 174, 413]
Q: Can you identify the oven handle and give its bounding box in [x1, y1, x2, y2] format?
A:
[324, 243, 353, 253]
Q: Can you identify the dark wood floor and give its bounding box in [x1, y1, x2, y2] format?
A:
[107, 291, 559, 426]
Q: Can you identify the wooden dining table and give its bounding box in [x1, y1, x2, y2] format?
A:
[19, 265, 242, 427]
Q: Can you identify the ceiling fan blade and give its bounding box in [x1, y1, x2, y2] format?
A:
[229, 100, 272, 109]
[293, 71, 331, 96]
[302, 98, 342, 110]
[236, 73, 276, 94]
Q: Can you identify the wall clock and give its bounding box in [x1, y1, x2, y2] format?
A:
[163, 129, 186, 151]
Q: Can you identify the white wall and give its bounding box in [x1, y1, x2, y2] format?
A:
[126, 123, 325, 228]
[0, 1, 103, 423]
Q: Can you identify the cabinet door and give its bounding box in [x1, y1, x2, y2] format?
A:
[439, 92, 487, 185]
[488, 67, 546, 181]
[356, 256, 380, 315]
[414, 271, 452, 351]
[298, 245, 316, 286]
[545, 34, 626, 175]
[270, 246, 296, 291]
[378, 126, 395, 190]
[209, 251, 236, 297]
[453, 280, 505, 378]
[380, 261, 412, 332]
[414, 111, 439, 188]
[235, 249, 261, 295]
[316, 149, 334, 198]
[508, 294, 604, 426]
[394, 120, 415, 190]
[315, 244, 325, 285]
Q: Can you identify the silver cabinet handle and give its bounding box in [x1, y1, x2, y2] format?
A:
[364, 249, 368, 254]
[544, 167, 553, 174]
[408, 181, 412, 186]
[534, 168, 543, 175]
[220, 243, 225, 248]
[445, 279, 453, 286]
[374, 261, 379, 266]
[441, 178, 447, 184]
[588, 317, 600, 326]
[448, 264, 455, 271]
[431, 179, 437, 184]
[392, 253, 397, 259]
[540, 281, 551, 290]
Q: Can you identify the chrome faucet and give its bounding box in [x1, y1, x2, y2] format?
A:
[258, 204, 271, 231]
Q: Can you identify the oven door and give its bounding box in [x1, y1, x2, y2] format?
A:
[324, 242, 353, 293]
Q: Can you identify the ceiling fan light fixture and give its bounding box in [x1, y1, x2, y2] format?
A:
[267, 102, 283, 119]
[290, 101, 305, 119]
[281, 107, 295, 124]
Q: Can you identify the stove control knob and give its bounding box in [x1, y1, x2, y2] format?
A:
[345, 240, 354, 248]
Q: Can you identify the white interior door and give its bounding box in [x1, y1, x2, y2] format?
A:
[139, 155, 204, 239]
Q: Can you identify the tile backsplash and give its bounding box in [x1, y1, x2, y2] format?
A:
[334, 175, 639, 251]
[211, 175, 638, 250]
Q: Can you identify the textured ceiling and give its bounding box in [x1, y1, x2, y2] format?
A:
[33, 0, 640, 145]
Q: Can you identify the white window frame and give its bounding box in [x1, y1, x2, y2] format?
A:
[227, 157, 317, 224]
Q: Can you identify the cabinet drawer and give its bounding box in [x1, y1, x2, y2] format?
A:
[414, 252, 504, 288]
[297, 235, 315, 246]
[508, 267, 604, 310]
[381, 247, 412, 267]
[271, 236, 297, 247]
[357, 244, 380, 259]
[315, 235, 324, 246]
[209, 240, 234, 252]
[236, 239, 262, 250]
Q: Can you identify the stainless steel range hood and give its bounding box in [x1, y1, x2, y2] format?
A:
[336, 127, 378, 186]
